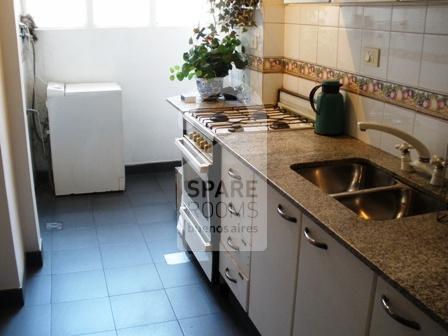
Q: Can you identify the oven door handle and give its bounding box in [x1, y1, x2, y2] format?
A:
[175, 138, 211, 174]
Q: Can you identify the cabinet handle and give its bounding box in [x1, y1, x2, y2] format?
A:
[228, 203, 240, 217]
[277, 204, 297, 223]
[228, 169, 242, 180]
[303, 228, 328, 250]
[224, 268, 237, 283]
[227, 236, 240, 251]
[381, 296, 421, 331]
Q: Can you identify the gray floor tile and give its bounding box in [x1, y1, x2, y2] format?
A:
[133, 205, 176, 225]
[79, 331, 117, 336]
[127, 191, 172, 207]
[100, 243, 153, 269]
[52, 297, 115, 336]
[179, 313, 246, 336]
[147, 239, 185, 263]
[94, 208, 137, 226]
[110, 291, 176, 329]
[166, 284, 220, 319]
[155, 262, 202, 289]
[117, 321, 183, 336]
[24, 274, 51, 306]
[52, 270, 108, 303]
[126, 175, 162, 194]
[52, 227, 98, 251]
[0, 305, 51, 336]
[52, 247, 102, 274]
[140, 221, 178, 242]
[97, 224, 144, 245]
[54, 210, 95, 229]
[53, 196, 92, 213]
[92, 193, 131, 210]
[105, 264, 162, 296]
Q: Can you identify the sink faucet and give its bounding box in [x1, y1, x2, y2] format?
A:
[358, 122, 446, 187]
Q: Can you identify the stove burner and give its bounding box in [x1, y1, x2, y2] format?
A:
[270, 121, 290, 130]
[251, 111, 268, 120]
[228, 122, 244, 133]
[210, 113, 229, 122]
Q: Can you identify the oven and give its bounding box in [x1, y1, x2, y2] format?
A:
[175, 117, 221, 282]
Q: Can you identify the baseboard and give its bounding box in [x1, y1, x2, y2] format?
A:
[0, 288, 24, 309]
[125, 161, 181, 175]
[25, 250, 43, 269]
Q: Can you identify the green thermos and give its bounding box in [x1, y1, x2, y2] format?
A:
[309, 80, 345, 136]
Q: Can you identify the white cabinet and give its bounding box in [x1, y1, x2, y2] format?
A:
[249, 181, 302, 336]
[293, 215, 375, 336]
[369, 278, 448, 336]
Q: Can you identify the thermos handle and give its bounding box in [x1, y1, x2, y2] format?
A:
[309, 84, 322, 114]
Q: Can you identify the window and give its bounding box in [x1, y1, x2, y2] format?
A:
[92, 0, 150, 28]
[23, 0, 210, 29]
[25, 0, 87, 28]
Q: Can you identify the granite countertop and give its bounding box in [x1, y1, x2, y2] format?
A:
[217, 129, 448, 331]
[167, 96, 448, 330]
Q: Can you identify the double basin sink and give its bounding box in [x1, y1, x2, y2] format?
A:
[291, 159, 445, 221]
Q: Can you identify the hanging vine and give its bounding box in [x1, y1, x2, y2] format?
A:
[209, 0, 261, 32]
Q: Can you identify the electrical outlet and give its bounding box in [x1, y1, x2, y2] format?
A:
[363, 47, 380, 67]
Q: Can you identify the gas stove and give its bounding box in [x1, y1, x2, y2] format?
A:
[190, 105, 314, 134]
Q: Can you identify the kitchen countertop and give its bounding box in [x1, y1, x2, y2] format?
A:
[168, 96, 448, 330]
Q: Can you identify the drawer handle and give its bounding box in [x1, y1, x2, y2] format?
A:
[227, 237, 240, 251]
[228, 168, 242, 180]
[303, 228, 328, 250]
[224, 268, 237, 283]
[381, 296, 421, 331]
[277, 205, 297, 223]
[228, 203, 240, 217]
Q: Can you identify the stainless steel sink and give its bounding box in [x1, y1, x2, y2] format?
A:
[334, 187, 442, 221]
[291, 159, 397, 195]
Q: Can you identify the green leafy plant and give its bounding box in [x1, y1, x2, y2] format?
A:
[209, 0, 260, 33]
[170, 28, 247, 81]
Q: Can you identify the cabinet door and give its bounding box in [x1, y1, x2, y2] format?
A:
[293, 215, 375, 336]
[249, 182, 301, 336]
[369, 278, 448, 336]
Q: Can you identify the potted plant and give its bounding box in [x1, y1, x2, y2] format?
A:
[170, 28, 247, 100]
[170, 0, 260, 100]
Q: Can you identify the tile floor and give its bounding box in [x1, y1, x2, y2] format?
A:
[0, 171, 256, 336]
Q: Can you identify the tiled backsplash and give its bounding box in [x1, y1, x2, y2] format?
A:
[252, 2, 448, 162]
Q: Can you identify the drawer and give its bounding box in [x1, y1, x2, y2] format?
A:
[220, 228, 251, 277]
[219, 249, 249, 311]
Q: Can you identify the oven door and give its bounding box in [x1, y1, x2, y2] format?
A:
[175, 137, 213, 239]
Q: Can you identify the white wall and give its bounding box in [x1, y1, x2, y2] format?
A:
[0, 0, 41, 259]
[0, 35, 25, 291]
[32, 27, 196, 167]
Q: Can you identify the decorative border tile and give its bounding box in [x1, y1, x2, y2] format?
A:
[247, 55, 448, 121]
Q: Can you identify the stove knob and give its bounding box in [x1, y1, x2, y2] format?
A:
[189, 132, 196, 139]
[199, 140, 207, 149]
[193, 134, 201, 142]
[204, 144, 212, 152]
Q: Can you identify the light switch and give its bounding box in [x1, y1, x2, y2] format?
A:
[363, 47, 380, 67]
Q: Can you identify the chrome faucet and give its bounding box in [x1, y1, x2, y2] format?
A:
[358, 122, 446, 187]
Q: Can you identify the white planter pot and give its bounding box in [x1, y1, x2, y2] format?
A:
[196, 77, 224, 100]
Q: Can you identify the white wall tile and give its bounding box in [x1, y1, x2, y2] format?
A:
[413, 113, 448, 158]
[380, 104, 416, 157]
[317, 27, 338, 68]
[263, 73, 283, 104]
[285, 4, 301, 24]
[283, 74, 299, 93]
[318, 5, 339, 27]
[345, 93, 384, 147]
[300, 5, 319, 25]
[263, 4, 285, 23]
[391, 6, 426, 33]
[337, 28, 362, 73]
[339, 6, 364, 29]
[387, 32, 423, 87]
[425, 6, 448, 35]
[361, 30, 390, 80]
[298, 77, 318, 98]
[420, 34, 448, 94]
[299, 25, 318, 63]
[284, 24, 300, 59]
[263, 23, 284, 57]
[363, 6, 392, 31]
